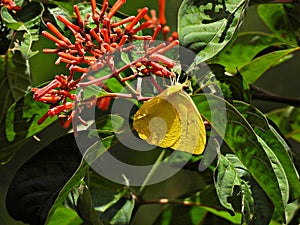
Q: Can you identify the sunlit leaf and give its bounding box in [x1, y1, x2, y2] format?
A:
[178, 0, 249, 63]
[267, 106, 300, 143]
[258, 4, 298, 46]
[239, 47, 299, 84]
[48, 6, 72, 31]
[211, 32, 288, 74]
[47, 207, 83, 225]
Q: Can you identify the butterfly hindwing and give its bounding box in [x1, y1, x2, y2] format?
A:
[133, 83, 206, 154]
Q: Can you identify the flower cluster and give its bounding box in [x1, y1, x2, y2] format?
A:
[32, 0, 179, 131]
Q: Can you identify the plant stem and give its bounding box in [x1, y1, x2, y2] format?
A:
[250, 85, 300, 107]
[138, 149, 166, 195]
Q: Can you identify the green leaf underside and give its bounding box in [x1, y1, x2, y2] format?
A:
[233, 101, 300, 200]
[215, 155, 240, 213]
[178, 0, 248, 63]
[211, 32, 289, 74]
[192, 94, 286, 221]
[216, 154, 275, 224]
[258, 4, 298, 47]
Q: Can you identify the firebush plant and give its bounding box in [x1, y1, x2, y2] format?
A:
[1, 0, 300, 225]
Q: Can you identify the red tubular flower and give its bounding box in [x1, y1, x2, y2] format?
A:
[57, 15, 81, 33]
[158, 0, 166, 25]
[97, 97, 111, 111]
[74, 5, 83, 27]
[107, 0, 126, 19]
[42, 31, 67, 47]
[125, 7, 148, 32]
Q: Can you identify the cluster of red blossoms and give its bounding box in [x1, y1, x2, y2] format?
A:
[32, 0, 179, 132]
[0, 0, 21, 10]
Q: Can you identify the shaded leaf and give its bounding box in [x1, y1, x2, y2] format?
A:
[210, 64, 250, 102]
[192, 94, 286, 221]
[77, 181, 104, 225]
[109, 197, 135, 225]
[234, 101, 300, 200]
[0, 50, 31, 125]
[284, 4, 300, 42]
[6, 134, 81, 225]
[226, 154, 275, 225]
[258, 4, 298, 46]
[0, 91, 56, 164]
[178, 0, 249, 63]
[153, 204, 208, 225]
[88, 169, 135, 225]
[45, 135, 115, 224]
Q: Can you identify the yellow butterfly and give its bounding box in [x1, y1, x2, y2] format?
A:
[133, 83, 206, 155]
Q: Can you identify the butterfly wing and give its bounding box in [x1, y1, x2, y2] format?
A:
[133, 83, 206, 154]
[133, 96, 181, 148]
[169, 90, 206, 154]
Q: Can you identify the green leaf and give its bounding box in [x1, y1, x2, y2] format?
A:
[6, 134, 82, 225]
[0, 7, 22, 29]
[258, 4, 298, 46]
[267, 106, 300, 143]
[214, 155, 241, 213]
[48, 0, 81, 15]
[45, 135, 115, 224]
[203, 206, 242, 224]
[154, 204, 208, 225]
[239, 47, 300, 84]
[192, 94, 286, 221]
[211, 32, 289, 74]
[48, 6, 73, 31]
[178, 0, 249, 63]
[109, 197, 135, 225]
[77, 181, 104, 225]
[210, 64, 250, 102]
[226, 154, 274, 225]
[47, 207, 83, 225]
[0, 91, 56, 164]
[233, 101, 300, 200]
[2, 3, 44, 59]
[0, 50, 31, 126]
